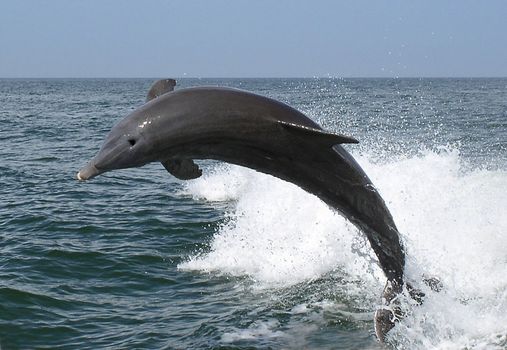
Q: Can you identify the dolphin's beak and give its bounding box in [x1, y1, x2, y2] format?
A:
[76, 162, 101, 181]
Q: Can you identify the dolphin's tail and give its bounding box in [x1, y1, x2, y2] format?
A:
[374, 280, 403, 341]
[374, 277, 443, 342]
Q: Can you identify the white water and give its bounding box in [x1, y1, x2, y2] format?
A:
[179, 148, 507, 349]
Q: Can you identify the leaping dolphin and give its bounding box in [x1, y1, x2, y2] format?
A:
[77, 79, 407, 340]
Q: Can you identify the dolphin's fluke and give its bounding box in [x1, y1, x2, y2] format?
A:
[374, 280, 403, 342]
[375, 277, 444, 342]
[146, 79, 176, 102]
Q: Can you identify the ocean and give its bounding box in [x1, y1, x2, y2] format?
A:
[0, 78, 506, 349]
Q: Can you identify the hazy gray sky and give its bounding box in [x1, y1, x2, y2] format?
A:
[1, 0, 506, 78]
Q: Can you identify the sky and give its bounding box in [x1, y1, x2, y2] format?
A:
[1, 0, 506, 78]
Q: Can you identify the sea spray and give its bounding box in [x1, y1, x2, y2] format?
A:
[180, 163, 383, 287]
[181, 147, 507, 349]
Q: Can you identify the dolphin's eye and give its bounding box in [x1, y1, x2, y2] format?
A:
[128, 138, 136, 146]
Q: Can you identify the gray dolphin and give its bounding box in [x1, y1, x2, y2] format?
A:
[77, 80, 408, 340]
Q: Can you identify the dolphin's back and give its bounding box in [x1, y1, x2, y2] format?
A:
[149, 87, 321, 131]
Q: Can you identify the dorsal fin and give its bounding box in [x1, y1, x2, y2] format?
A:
[278, 121, 359, 146]
[146, 79, 176, 102]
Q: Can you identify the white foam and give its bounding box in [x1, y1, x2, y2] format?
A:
[221, 319, 285, 343]
[179, 148, 507, 349]
[181, 164, 381, 287]
[181, 163, 252, 202]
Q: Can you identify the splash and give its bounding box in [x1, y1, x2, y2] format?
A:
[180, 163, 382, 287]
[179, 148, 507, 349]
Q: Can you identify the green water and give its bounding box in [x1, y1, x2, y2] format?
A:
[1, 78, 506, 349]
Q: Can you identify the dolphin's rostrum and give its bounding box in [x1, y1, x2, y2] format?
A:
[77, 79, 408, 340]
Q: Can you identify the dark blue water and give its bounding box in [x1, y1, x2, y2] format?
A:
[1, 78, 506, 349]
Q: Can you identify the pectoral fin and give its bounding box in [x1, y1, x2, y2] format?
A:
[162, 158, 202, 180]
[278, 120, 359, 147]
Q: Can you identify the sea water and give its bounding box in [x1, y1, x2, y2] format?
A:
[0, 78, 506, 349]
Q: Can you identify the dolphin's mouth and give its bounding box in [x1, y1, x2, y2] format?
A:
[76, 162, 101, 181]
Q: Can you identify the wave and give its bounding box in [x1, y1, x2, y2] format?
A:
[179, 147, 507, 349]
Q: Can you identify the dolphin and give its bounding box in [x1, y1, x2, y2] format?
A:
[77, 79, 407, 340]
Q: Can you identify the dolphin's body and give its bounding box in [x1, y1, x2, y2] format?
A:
[77, 80, 407, 340]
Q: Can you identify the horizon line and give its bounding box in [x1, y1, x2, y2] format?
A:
[1, 76, 506, 80]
